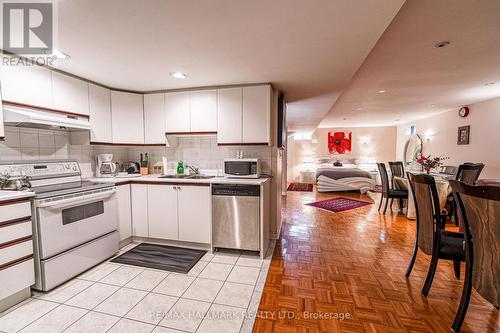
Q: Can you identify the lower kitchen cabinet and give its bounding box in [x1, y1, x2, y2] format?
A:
[116, 184, 132, 241]
[131, 184, 148, 237]
[177, 185, 211, 244]
[147, 185, 178, 239]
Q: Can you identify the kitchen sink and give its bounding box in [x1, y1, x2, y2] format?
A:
[159, 174, 192, 179]
[187, 175, 214, 179]
[159, 174, 214, 179]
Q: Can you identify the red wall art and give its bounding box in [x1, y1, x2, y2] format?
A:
[328, 132, 352, 154]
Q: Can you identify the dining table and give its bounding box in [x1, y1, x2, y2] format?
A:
[393, 174, 453, 220]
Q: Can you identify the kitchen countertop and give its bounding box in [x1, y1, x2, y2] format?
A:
[85, 174, 272, 185]
[0, 190, 35, 202]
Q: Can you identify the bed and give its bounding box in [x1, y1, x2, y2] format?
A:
[315, 164, 376, 194]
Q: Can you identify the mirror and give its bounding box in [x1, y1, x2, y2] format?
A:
[403, 134, 423, 170]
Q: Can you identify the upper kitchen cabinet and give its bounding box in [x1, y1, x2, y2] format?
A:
[165, 91, 190, 134]
[88, 84, 112, 143]
[242, 85, 271, 144]
[217, 84, 272, 145]
[0, 64, 52, 108]
[144, 93, 166, 144]
[52, 72, 90, 115]
[217, 87, 243, 144]
[190, 90, 217, 133]
[111, 91, 144, 144]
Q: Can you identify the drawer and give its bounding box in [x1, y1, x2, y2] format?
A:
[0, 201, 31, 224]
[0, 258, 35, 299]
[0, 238, 33, 266]
[0, 220, 32, 244]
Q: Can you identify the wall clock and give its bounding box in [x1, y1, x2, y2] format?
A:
[458, 106, 470, 118]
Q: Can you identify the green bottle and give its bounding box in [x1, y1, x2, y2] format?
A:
[176, 161, 184, 175]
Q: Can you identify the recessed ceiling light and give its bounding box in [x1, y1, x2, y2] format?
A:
[430, 104, 435, 107]
[378, 90, 386, 93]
[485, 82, 495, 86]
[50, 50, 70, 59]
[435, 41, 450, 48]
[356, 107, 363, 110]
[170, 72, 187, 79]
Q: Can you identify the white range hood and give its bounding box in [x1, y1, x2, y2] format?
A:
[3, 104, 91, 131]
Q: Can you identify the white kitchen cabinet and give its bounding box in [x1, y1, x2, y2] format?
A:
[242, 85, 271, 144]
[144, 93, 165, 144]
[88, 84, 112, 143]
[190, 90, 217, 132]
[131, 184, 148, 237]
[116, 184, 132, 241]
[52, 72, 89, 115]
[111, 91, 144, 144]
[165, 91, 190, 133]
[0, 87, 4, 139]
[147, 185, 178, 240]
[177, 185, 211, 244]
[217, 87, 242, 144]
[0, 64, 52, 108]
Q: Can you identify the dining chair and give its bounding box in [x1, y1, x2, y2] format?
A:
[388, 161, 405, 188]
[449, 180, 500, 332]
[448, 163, 485, 225]
[376, 163, 408, 214]
[405, 173, 465, 297]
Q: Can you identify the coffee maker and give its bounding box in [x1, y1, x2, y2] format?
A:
[96, 154, 118, 177]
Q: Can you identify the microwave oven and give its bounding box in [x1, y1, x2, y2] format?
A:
[224, 158, 261, 178]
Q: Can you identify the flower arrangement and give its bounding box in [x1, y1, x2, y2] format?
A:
[417, 154, 448, 174]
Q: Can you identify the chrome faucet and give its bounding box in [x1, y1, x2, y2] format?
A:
[186, 164, 200, 175]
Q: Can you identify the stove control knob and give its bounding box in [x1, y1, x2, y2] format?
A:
[65, 164, 70, 169]
[72, 165, 78, 171]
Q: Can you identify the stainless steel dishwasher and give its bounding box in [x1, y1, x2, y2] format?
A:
[212, 184, 260, 251]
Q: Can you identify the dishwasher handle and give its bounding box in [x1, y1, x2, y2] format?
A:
[212, 184, 260, 196]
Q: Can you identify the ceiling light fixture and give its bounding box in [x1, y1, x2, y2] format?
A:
[378, 90, 386, 93]
[435, 41, 450, 48]
[49, 50, 70, 59]
[170, 72, 187, 79]
[484, 82, 495, 86]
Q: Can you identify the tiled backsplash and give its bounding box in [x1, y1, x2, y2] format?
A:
[0, 128, 272, 177]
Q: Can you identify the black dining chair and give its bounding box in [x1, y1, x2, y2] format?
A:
[447, 163, 485, 225]
[449, 180, 500, 332]
[376, 163, 408, 214]
[388, 161, 405, 188]
[405, 174, 465, 297]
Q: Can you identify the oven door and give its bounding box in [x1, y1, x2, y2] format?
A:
[35, 188, 118, 259]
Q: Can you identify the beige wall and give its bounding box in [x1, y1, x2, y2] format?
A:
[396, 96, 500, 179]
[288, 126, 397, 181]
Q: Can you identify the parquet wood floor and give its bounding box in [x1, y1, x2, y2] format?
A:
[253, 189, 499, 333]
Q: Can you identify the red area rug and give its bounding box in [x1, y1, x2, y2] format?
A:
[306, 197, 371, 213]
[287, 183, 313, 192]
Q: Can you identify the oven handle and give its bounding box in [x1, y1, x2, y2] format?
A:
[36, 189, 116, 209]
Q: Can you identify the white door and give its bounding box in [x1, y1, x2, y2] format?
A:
[144, 93, 166, 144]
[116, 184, 132, 241]
[131, 184, 148, 237]
[177, 185, 211, 244]
[88, 84, 112, 143]
[242, 85, 271, 144]
[0, 64, 52, 108]
[190, 90, 217, 132]
[217, 88, 242, 144]
[111, 91, 144, 144]
[52, 72, 90, 115]
[147, 185, 178, 240]
[165, 91, 190, 133]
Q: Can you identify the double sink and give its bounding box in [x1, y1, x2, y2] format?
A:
[159, 174, 214, 180]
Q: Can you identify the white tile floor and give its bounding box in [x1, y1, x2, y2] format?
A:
[0, 241, 275, 333]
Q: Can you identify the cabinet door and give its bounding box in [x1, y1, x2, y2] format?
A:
[0, 82, 4, 139]
[52, 72, 90, 115]
[165, 91, 190, 133]
[116, 184, 132, 241]
[178, 186, 210, 244]
[217, 88, 242, 144]
[131, 184, 148, 237]
[242, 85, 271, 144]
[111, 91, 144, 144]
[144, 93, 166, 144]
[147, 185, 178, 240]
[190, 90, 217, 132]
[0, 64, 52, 108]
[89, 84, 112, 143]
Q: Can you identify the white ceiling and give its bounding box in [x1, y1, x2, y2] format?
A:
[51, 0, 404, 131]
[319, 0, 500, 128]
